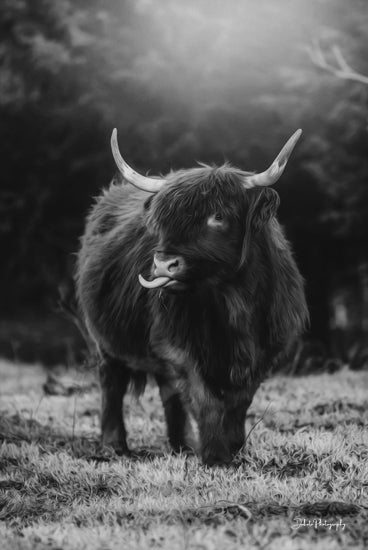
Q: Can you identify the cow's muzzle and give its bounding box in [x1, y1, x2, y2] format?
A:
[138, 254, 186, 290]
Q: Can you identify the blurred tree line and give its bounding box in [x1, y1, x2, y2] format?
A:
[1, 0, 368, 365]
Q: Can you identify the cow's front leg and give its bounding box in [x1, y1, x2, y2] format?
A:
[99, 356, 130, 454]
[223, 385, 259, 457]
[222, 396, 249, 457]
[199, 403, 231, 466]
[187, 373, 231, 466]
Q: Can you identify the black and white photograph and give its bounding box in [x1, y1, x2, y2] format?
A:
[0, 1, 367, 548]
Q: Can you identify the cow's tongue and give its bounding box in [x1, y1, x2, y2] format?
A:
[138, 274, 171, 289]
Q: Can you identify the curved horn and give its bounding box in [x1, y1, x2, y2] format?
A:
[243, 129, 302, 188]
[111, 128, 166, 193]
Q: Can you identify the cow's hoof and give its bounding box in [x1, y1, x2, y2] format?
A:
[130, 448, 165, 461]
[230, 441, 245, 457]
[171, 444, 195, 456]
[202, 448, 232, 467]
[203, 457, 232, 467]
[102, 440, 130, 456]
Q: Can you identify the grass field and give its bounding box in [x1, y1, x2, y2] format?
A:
[0, 359, 367, 550]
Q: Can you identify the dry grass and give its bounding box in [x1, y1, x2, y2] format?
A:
[0, 359, 367, 549]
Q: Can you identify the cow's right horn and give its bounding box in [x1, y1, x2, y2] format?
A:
[242, 129, 302, 188]
[111, 129, 166, 193]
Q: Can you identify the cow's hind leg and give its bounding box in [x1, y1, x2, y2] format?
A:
[99, 356, 130, 455]
[155, 375, 193, 454]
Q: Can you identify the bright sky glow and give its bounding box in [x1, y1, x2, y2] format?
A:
[122, 0, 329, 104]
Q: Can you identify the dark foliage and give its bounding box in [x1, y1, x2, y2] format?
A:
[1, 0, 368, 362]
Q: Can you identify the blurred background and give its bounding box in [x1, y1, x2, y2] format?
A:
[1, 0, 368, 371]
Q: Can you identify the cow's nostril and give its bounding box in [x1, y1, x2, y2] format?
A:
[168, 259, 179, 272]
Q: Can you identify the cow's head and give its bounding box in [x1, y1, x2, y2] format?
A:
[111, 129, 302, 292]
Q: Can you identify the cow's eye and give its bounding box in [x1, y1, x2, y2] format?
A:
[207, 213, 225, 227]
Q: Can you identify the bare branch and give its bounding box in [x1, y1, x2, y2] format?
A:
[332, 46, 351, 74]
[308, 40, 368, 86]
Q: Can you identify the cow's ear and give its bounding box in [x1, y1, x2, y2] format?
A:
[250, 188, 280, 232]
[240, 188, 280, 267]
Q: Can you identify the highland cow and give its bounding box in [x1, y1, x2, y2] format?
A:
[76, 129, 308, 466]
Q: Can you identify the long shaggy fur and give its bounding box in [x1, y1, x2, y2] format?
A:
[76, 165, 308, 464]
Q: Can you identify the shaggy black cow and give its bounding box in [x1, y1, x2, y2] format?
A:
[76, 129, 308, 465]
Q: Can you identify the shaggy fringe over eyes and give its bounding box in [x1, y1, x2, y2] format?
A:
[147, 165, 250, 237]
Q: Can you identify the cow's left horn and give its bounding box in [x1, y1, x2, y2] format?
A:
[111, 129, 166, 193]
[243, 129, 302, 188]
